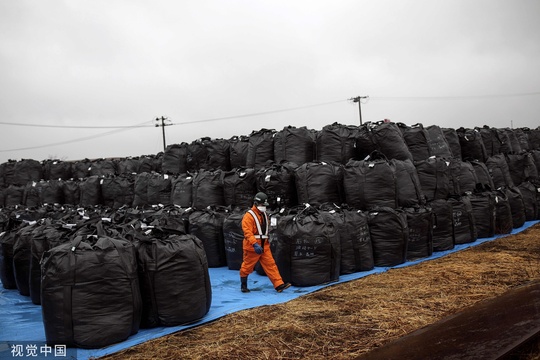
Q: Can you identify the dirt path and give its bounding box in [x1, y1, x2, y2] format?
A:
[103, 223, 540, 360]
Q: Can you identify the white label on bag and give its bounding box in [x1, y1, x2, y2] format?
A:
[271, 217, 277, 226]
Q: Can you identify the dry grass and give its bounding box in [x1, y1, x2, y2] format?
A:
[102, 224, 540, 360]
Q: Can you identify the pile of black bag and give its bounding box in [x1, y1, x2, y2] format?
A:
[1, 121, 540, 347]
[0, 205, 211, 348]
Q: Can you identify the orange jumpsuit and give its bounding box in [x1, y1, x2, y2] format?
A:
[239, 205, 285, 288]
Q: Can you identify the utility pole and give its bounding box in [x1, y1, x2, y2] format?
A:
[155, 116, 172, 152]
[349, 96, 369, 125]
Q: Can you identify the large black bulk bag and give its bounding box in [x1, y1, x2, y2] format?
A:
[342, 208, 374, 272]
[478, 126, 509, 157]
[355, 123, 379, 159]
[0, 162, 6, 188]
[170, 173, 194, 208]
[531, 150, 540, 171]
[486, 154, 514, 188]
[469, 192, 496, 238]
[0, 228, 18, 289]
[132, 172, 152, 208]
[101, 174, 135, 209]
[23, 182, 41, 207]
[147, 173, 172, 206]
[4, 185, 24, 207]
[319, 205, 374, 274]
[134, 228, 211, 328]
[13, 159, 43, 186]
[343, 157, 397, 210]
[501, 128, 522, 154]
[1, 160, 17, 187]
[274, 126, 315, 166]
[162, 143, 188, 175]
[12, 222, 36, 296]
[426, 125, 453, 158]
[89, 158, 117, 177]
[514, 128, 531, 152]
[448, 196, 477, 245]
[404, 207, 433, 261]
[140, 155, 158, 174]
[274, 206, 340, 286]
[78, 175, 102, 207]
[191, 170, 225, 209]
[428, 199, 454, 251]
[116, 157, 141, 175]
[43, 160, 72, 181]
[517, 181, 539, 221]
[0, 210, 9, 232]
[29, 221, 73, 305]
[40, 179, 64, 205]
[222, 208, 245, 271]
[531, 179, 540, 219]
[222, 167, 257, 209]
[493, 189, 513, 234]
[186, 138, 210, 172]
[41, 233, 142, 348]
[295, 161, 343, 206]
[457, 128, 487, 162]
[62, 180, 80, 205]
[188, 208, 227, 268]
[316, 122, 359, 164]
[367, 207, 408, 267]
[229, 135, 249, 169]
[442, 127, 462, 160]
[506, 153, 538, 186]
[525, 128, 540, 150]
[140, 206, 190, 234]
[256, 161, 298, 209]
[391, 158, 425, 207]
[205, 138, 231, 171]
[398, 123, 431, 161]
[452, 160, 478, 196]
[415, 156, 452, 202]
[246, 129, 276, 170]
[71, 159, 91, 179]
[372, 122, 413, 161]
[470, 159, 495, 190]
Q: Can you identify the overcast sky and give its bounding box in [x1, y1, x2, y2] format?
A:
[1, 0, 539, 163]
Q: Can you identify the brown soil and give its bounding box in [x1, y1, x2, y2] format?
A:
[101, 223, 540, 360]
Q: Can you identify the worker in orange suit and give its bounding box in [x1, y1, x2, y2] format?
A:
[240, 192, 291, 293]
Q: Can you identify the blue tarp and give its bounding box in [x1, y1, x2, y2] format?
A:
[0, 220, 538, 360]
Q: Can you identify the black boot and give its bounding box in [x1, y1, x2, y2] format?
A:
[241, 276, 250, 293]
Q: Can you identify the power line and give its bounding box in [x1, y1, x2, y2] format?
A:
[0, 121, 154, 129]
[170, 99, 348, 126]
[0, 120, 150, 152]
[370, 91, 540, 101]
[0, 99, 347, 130]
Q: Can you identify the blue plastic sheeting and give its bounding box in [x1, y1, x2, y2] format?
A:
[0, 220, 538, 360]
